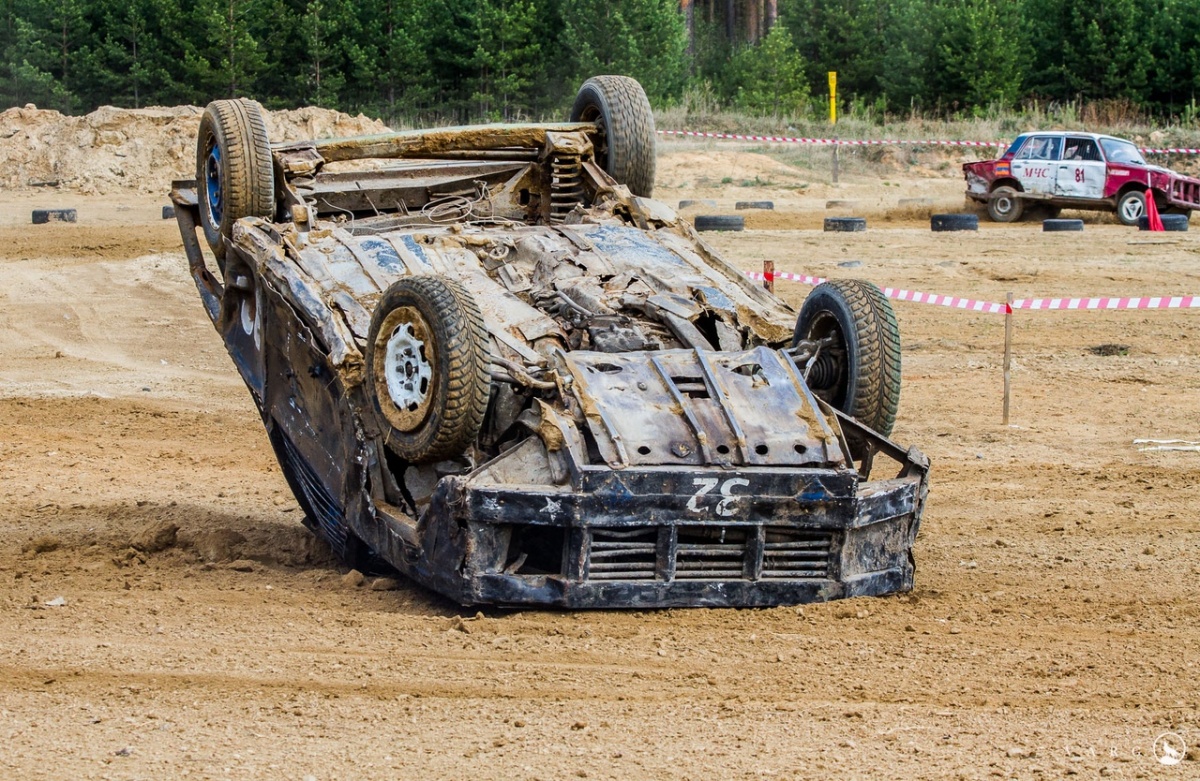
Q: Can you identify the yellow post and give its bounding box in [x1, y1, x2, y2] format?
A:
[828, 71, 837, 124]
[828, 71, 839, 183]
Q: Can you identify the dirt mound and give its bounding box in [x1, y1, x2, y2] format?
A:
[0, 103, 389, 196]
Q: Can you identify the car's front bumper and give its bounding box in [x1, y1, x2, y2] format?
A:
[410, 459, 927, 608]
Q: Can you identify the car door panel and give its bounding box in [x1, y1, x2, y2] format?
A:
[1054, 161, 1105, 198]
[1011, 135, 1061, 195]
[1054, 138, 1106, 199]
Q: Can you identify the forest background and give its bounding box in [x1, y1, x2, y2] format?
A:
[1, 0, 1198, 127]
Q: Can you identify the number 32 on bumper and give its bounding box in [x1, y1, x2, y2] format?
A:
[687, 477, 751, 517]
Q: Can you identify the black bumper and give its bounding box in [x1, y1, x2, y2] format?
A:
[421, 466, 925, 608]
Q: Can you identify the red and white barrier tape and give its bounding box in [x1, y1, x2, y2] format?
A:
[747, 271, 1200, 314]
[660, 129, 1005, 148]
[662, 129, 1200, 155]
[1012, 295, 1200, 311]
[1140, 148, 1200, 155]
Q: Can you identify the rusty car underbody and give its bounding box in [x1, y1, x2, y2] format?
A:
[172, 83, 929, 608]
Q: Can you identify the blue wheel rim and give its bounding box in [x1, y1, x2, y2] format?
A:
[205, 141, 223, 225]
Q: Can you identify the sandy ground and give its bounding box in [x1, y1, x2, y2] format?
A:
[3, 148, 1200, 780]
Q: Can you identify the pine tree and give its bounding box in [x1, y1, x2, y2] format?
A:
[559, 0, 687, 102]
[1150, 0, 1200, 113]
[89, 0, 188, 108]
[296, 0, 355, 108]
[183, 0, 269, 101]
[1067, 0, 1150, 100]
[728, 23, 808, 116]
[929, 0, 1025, 110]
[469, 0, 542, 120]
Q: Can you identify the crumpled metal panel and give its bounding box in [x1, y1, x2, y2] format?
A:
[561, 347, 845, 469]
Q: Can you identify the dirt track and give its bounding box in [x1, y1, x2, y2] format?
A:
[3, 154, 1200, 779]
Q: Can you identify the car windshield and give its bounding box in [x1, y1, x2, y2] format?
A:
[1100, 138, 1146, 165]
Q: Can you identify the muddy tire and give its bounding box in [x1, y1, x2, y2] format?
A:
[793, 279, 901, 437]
[1138, 213, 1190, 232]
[931, 213, 979, 232]
[987, 186, 1024, 223]
[693, 215, 744, 232]
[31, 208, 76, 224]
[570, 76, 656, 197]
[197, 98, 275, 263]
[736, 201, 774, 210]
[366, 275, 491, 463]
[1043, 218, 1084, 232]
[824, 217, 867, 232]
[1116, 190, 1146, 226]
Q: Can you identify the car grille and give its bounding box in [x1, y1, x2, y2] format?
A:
[587, 528, 658, 581]
[761, 526, 833, 579]
[585, 525, 832, 582]
[676, 534, 746, 580]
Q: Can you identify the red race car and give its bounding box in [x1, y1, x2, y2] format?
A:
[964, 131, 1200, 225]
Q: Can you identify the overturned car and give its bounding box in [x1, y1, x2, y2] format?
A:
[171, 76, 929, 608]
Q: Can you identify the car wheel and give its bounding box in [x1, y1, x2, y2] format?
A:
[793, 279, 901, 438]
[196, 98, 275, 266]
[366, 275, 491, 463]
[986, 186, 1024, 223]
[1116, 190, 1146, 226]
[570, 76, 656, 197]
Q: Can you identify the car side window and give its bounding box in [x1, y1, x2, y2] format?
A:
[1064, 138, 1101, 162]
[1015, 136, 1062, 161]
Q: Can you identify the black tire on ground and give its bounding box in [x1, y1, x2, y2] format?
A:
[678, 199, 717, 209]
[196, 98, 275, 263]
[1138, 214, 1190, 232]
[31, 208, 76, 224]
[986, 186, 1024, 222]
[570, 75, 656, 197]
[693, 215, 745, 232]
[1043, 218, 1084, 232]
[1116, 190, 1146, 226]
[735, 201, 774, 210]
[931, 213, 979, 232]
[793, 279, 901, 438]
[162, 205, 176, 220]
[365, 275, 491, 463]
[824, 217, 866, 232]
[1163, 214, 1191, 231]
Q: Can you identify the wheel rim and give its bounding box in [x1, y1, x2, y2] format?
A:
[1121, 196, 1144, 222]
[994, 195, 1014, 216]
[204, 139, 223, 225]
[381, 310, 435, 429]
[239, 287, 262, 351]
[803, 312, 848, 407]
[577, 104, 610, 171]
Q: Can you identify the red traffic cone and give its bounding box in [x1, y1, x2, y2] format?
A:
[1145, 189, 1165, 231]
